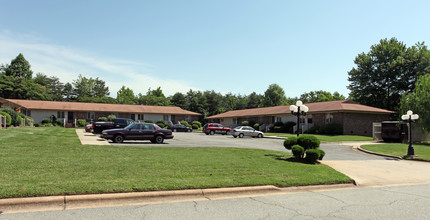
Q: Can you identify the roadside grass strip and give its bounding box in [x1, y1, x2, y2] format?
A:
[0, 127, 351, 198]
[361, 143, 430, 161]
[265, 133, 373, 142]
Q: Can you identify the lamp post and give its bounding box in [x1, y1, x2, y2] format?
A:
[289, 101, 309, 137]
[401, 110, 419, 156]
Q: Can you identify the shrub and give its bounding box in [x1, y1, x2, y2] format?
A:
[284, 121, 296, 133]
[297, 135, 320, 150]
[305, 149, 320, 164]
[319, 123, 343, 135]
[253, 123, 260, 130]
[274, 121, 284, 127]
[77, 119, 87, 127]
[20, 114, 34, 126]
[192, 124, 199, 129]
[180, 120, 191, 127]
[98, 117, 108, 122]
[291, 145, 304, 159]
[241, 121, 249, 126]
[42, 118, 51, 124]
[192, 121, 202, 128]
[144, 119, 154, 123]
[107, 115, 116, 121]
[16, 115, 22, 126]
[0, 108, 20, 126]
[307, 126, 320, 134]
[273, 126, 283, 132]
[156, 120, 166, 128]
[0, 111, 12, 127]
[317, 148, 326, 160]
[283, 136, 297, 150]
[55, 119, 64, 126]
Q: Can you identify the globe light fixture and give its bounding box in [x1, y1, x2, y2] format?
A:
[401, 110, 419, 156]
[290, 100, 309, 136]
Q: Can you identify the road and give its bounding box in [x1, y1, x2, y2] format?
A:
[3, 184, 430, 220]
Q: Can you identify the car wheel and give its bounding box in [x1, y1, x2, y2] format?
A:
[113, 135, 124, 143]
[155, 135, 164, 144]
[233, 135, 237, 138]
[239, 133, 244, 138]
[210, 130, 215, 135]
[226, 131, 230, 135]
[205, 132, 209, 135]
[173, 129, 177, 132]
[257, 133, 263, 138]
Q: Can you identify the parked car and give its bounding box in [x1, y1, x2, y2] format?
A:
[203, 123, 231, 135]
[231, 126, 264, 138]
[85, 123, 93, 132]
[168, 124, 192, 132]
[101, 123, 173, 143]
[93, 118, 134, 134]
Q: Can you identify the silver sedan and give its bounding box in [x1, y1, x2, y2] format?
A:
[231, 126, 264, 138]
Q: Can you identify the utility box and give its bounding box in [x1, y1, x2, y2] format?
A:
[381, 121, 408, 143]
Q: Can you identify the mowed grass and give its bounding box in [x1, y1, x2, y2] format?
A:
[361, 143, 430, 161]
[265, 133, 373, 142]
[0, 127, 351, 198]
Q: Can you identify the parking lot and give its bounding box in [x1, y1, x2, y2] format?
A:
[109, 132, 287, 152]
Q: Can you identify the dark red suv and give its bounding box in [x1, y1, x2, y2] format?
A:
[203, 123, 231, 135]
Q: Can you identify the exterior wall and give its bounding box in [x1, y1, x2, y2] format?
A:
[30, 110, 58, 124]
[342, 112, 390, 137]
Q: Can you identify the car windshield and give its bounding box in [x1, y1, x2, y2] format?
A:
[154, 124, 162, 130]
[124, 123, 135, 130]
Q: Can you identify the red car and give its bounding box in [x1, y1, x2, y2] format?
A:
[203, 123, 231, 135]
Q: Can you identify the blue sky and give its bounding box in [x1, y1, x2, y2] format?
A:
[1, 0, 429, 98]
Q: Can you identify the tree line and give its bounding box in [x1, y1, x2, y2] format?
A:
[0, 53, 345, 118]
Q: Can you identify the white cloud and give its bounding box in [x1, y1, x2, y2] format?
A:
[0, 31, 199, 97]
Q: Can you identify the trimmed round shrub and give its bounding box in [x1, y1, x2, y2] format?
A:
[284, 121, 296, 133]
[192, 124, 199, 129]
[56, 119, 64, 126]
[77, 119, 87, 127]
[273, 126, 283, 132]
[180, 120, 191, 127]
[253, 123, 260, 130]
[0, 108, 20, 126]
[241, 121, 249, 126]
[156, 120, 166, 128]
[42, 118, 51, 124]
[297, 135, 320, 150]
[317, 148, 326, 160]
[319, 123, 342, 135]
[107, 115, 116, 121]
[192, 121, 202, 128]
[16, 115, 22, 126]
[283, 136, 297, 150]
[144, 119, 154, 123]
[305, 149, 320, 164]
[307, 126, 320, 134]
[274, 121, 284, 127]
[98, 117, 108, 122]
[0, 111, 12, 127]
[291, 145, 304, 159]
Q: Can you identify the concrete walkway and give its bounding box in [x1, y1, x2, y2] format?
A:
[321, 142, 430, 187]
[75, 129, 110, 145]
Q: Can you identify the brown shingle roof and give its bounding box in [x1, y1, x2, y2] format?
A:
[3, 98, 201, 115]
[206, 100, 393, 119]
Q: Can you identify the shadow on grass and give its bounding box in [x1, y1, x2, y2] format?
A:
[264, 154, 313, 165]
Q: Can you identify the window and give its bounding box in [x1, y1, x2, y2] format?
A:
[143, 124, 155, 131]
[131, 124, 143, 130]
[163, 115, 169, 121]
[276, 117, 282, 122]
[307, 115, 313, 124]
[57, 111, 65, 119]
[325, 113, 333, 124]
[138, 114, 144, 121]
[87, 112, 95, 120]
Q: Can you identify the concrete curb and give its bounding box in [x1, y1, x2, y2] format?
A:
[264, 136, 285, 140]
[357, 146, 403, 160]
[0, 184, 354, 214]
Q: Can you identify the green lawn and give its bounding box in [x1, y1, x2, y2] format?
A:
[0, 127, 351, 198]
[361, 143, 430, 161]
[265, 133, 374, 142]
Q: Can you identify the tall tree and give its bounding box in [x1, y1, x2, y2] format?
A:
[348, 38, 430, 111]
[170, 92, 186, 109]
[247, 92, 263, 109]
[72, 75, 110, 101]
[400, 74, 430, 131]
[116, 86, 136, 104]
[299, 90, 345, 103]
[34, 73, 64, 101]
[4, 53, 33, 79]
[262, 84, 287, 107]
